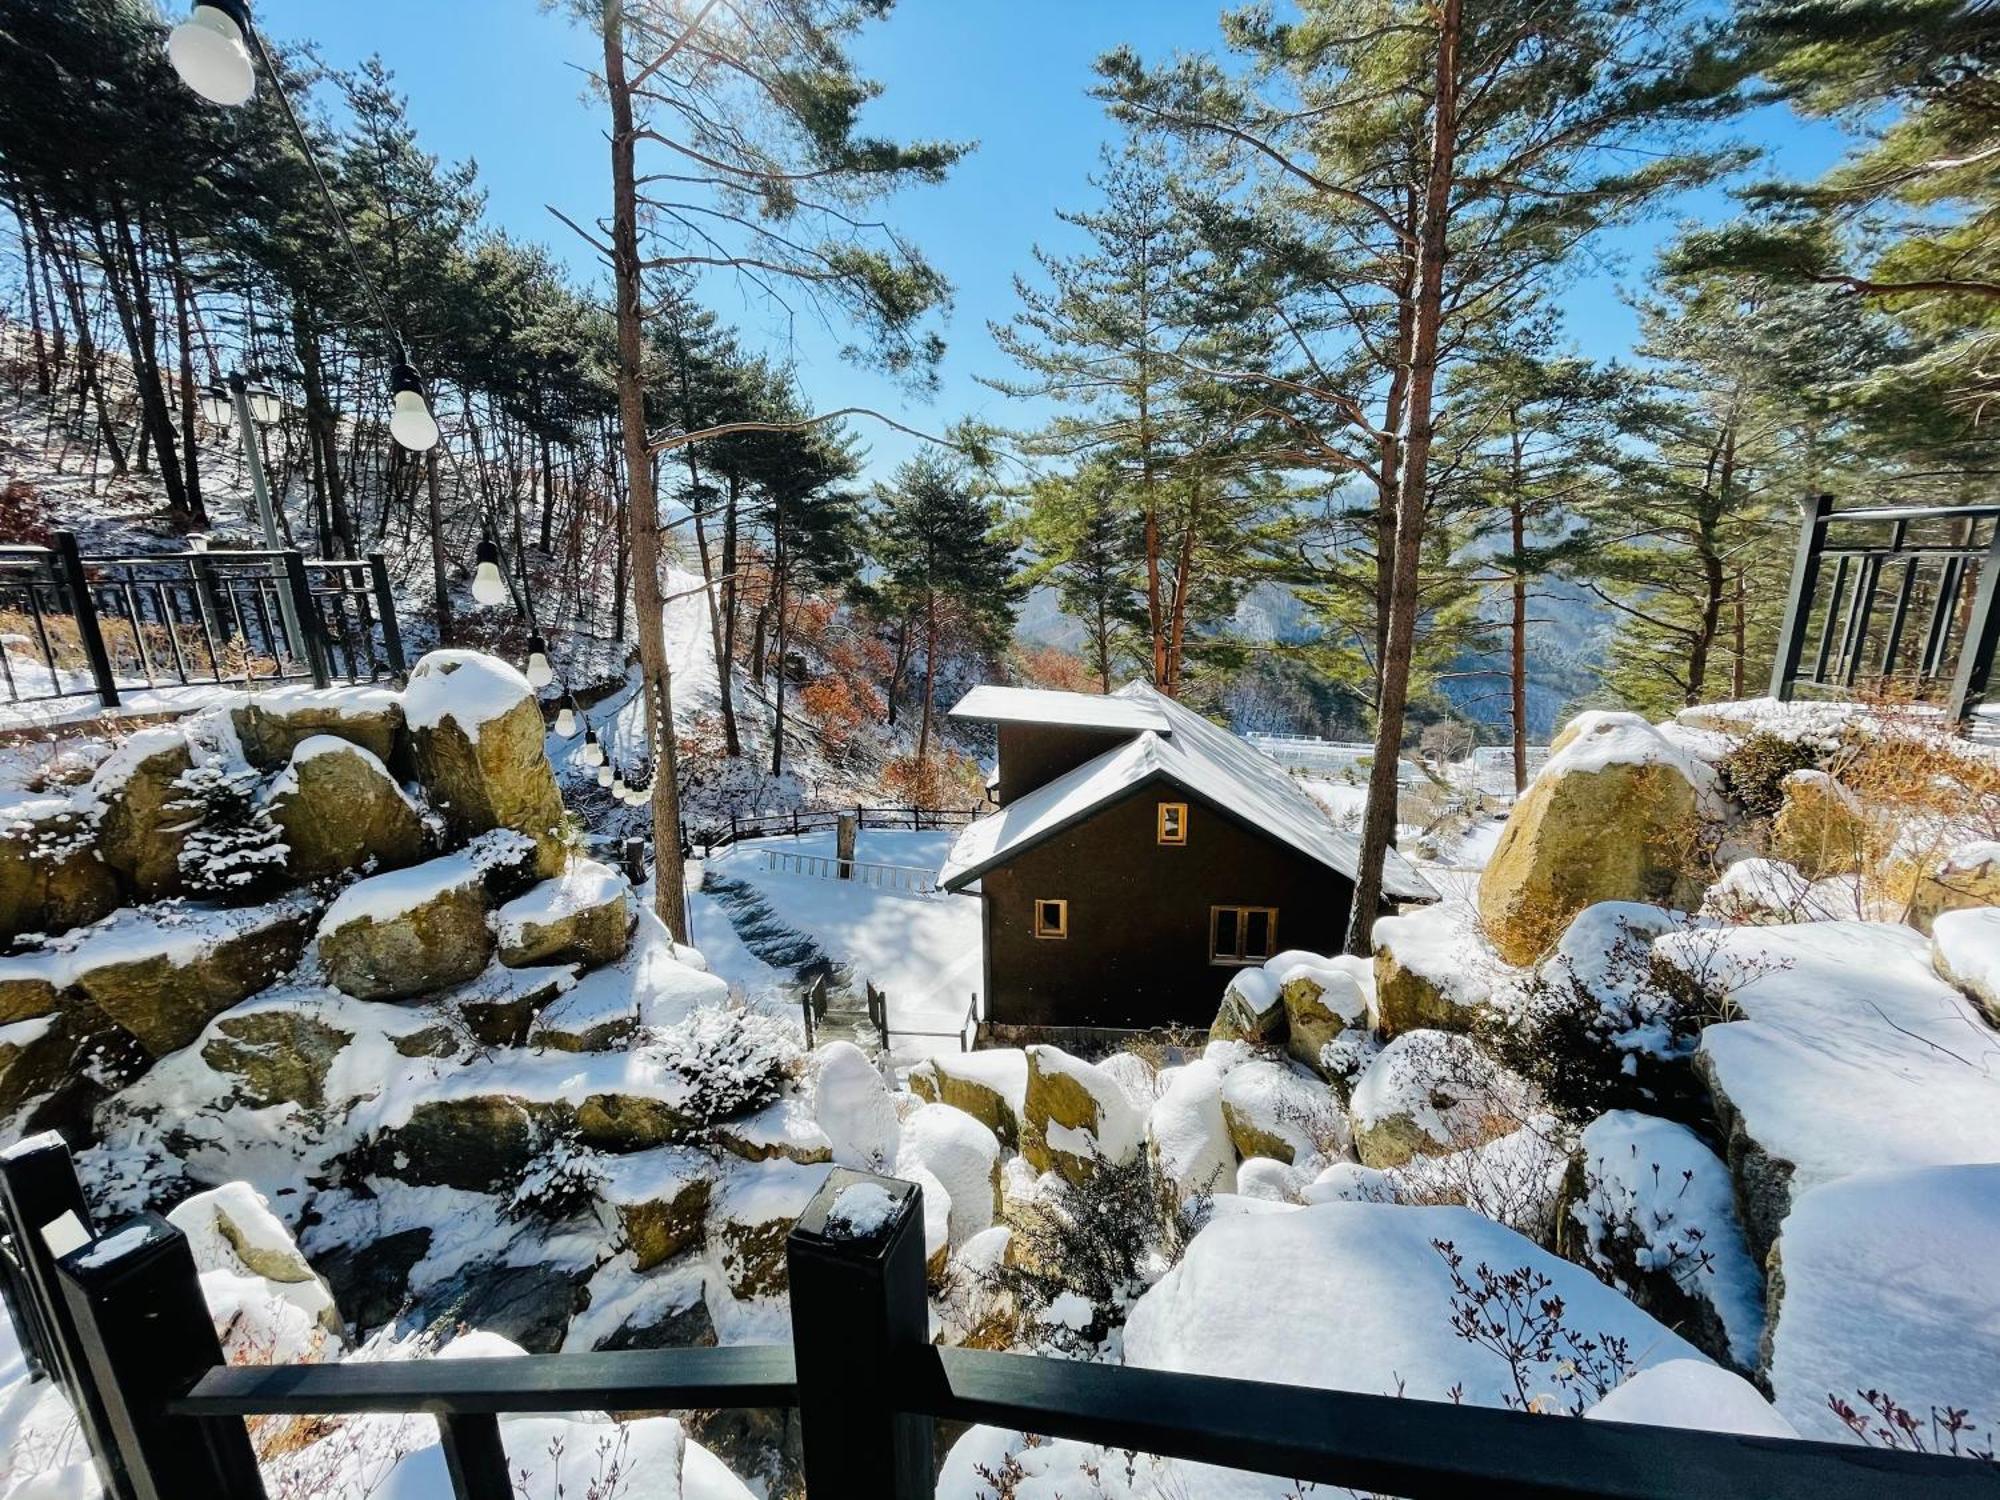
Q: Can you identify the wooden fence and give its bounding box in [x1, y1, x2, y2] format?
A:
[759, 847, 941, 895]
[682, 803, 979, 854]
[1, 1134, 1988, 1500]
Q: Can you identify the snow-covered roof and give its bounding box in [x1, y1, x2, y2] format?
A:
[940, 683, 1437, 901]
[949, 684, 1173, 734]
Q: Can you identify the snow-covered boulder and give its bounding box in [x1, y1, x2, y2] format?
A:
[1125, 1200, 1706, 1411]
[167, 1181, 343, 1337]
[707, 1158, 830, 1300]
[1146, 1057, 1238, 1201]
[0, 791, 118, 945]
[1021, 1044, 1145, 1184]
[88, 726, 195, 898]
[810, 1041, 900, 1171]
[599, 1148, 714, 1271]
[1931, 906, 2000, 1023]
[67, 894, 318, 1055]
[198, 988, 453, 1110]
[1301, 1161, 1396, 1205]
[402, 649, 568, 878]
[1906, 838, 2000, 935]
[439, 958, 577, 1048]
[527, 965, 637, 1051]
[715, 1094, 833, 1165]
[1236, 1156, 1308, 1203]
[1585, 1361, 1796, 1438]
[1699, 857, 1855, 924]
[899, 1102, 1002, 1247]
[1218, 1057, 1343, 1168]
[316, 849, 495, 1001]
[1350, 1029, 1521, 1169]
[901, 1159, 954, 1281]
[1565, 1111, 1765, 1372]
[1209, 964, 1288, 1044]
[1371, 904, 1496, 1036]
[1277, 953, 1372, 1076]
[0, 1014, 69, 1116]
[1769, 769, 1866, 879]
[228, 683, 404, 772]
[496, 858, 632, 970]
[909, 1047, 1026, 1147]
[263, 735, 426, 881]
[1765, 1163, 2000, 1445]
[1478, 711, 1712, 966]
[1669, 920, 2000, 1259]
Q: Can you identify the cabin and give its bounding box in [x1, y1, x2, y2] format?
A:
[940, 682, 1437, 1034]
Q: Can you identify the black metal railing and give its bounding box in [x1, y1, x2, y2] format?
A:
[0, 532, 405, 713]
[2, 1134, 1990, 1500]
[1770, 495, 2000, 722]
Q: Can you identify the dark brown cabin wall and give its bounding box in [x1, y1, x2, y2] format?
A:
[994, 724, 1140, 806]
[982, 783, 1353, 1029]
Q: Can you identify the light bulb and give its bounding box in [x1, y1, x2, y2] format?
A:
[168, 2, 255, 107]
[470, 539, 508, 607]
[596, 763, 614, 788]
[389, 388, 440, 452]
[581, 731, 605, 767]
[611, 772, 628, 798]
[525, 634, 554, 689]
[624, 785, 648, 806]
[554, 705, 577, 737]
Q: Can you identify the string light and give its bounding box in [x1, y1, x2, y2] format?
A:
[471, 539, 508, 607]
[554, 695, 579, 737]
[581, 729, 605, 767]
[524, 634, 554, 690]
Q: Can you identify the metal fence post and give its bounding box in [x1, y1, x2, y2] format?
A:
[55, 1214, 269, 1500]
[1768, 494, 1832, 702]
[786, 1169, 933, 1498]
[367, 552, 406, 678]
[53, 532, 119, 709]
[1948, 518, 2000, 725]
[281, 550, 329, 689]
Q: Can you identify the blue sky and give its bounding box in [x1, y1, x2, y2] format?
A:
[262, 0, 1857, 483]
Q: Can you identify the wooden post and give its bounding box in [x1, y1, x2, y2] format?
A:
[786, 1169, 933, 1498]
[281, 551, 330, 689]
[53, 532, 118, 709]
[55, 1214, 268, 1500]
[368, 552, 406, 678]
[836, 812, 858, 880]
[1947, 518, 2000, 725]
[622, 835, 647, 888]
[1768, 494, 1831, 702]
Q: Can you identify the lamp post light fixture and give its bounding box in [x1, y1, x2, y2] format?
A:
[471, 539, 509, 607]
[244, 383, 282, 425]
[168, 0, 255, 106]
[197, 385, 234, 427]
[524, 634, 554, 690]
[581, 728, 606, 768]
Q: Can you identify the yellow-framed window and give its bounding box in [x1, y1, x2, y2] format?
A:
[1157, 801, 1189, 845]
[1209, 905, 1278, 964]
[1034, 898, 1069, 939]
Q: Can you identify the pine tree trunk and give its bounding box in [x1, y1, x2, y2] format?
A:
[1347, 0, 1462, 955]
[1509, 439, 1529, 795]
[96, 204, 189, 523]
[165, 228, 207, 528]
[718, 474, 741, 752]
[605, 0, 687, 941]
[426, 447, 453, 645]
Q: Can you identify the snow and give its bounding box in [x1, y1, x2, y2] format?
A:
[1571, 1111, 1766, 1370]
[1586, 1361, 1797, 1439]
[595, 1145, 711, 1206]
[1700, 857, 1866, 924]
[941, 683, 1437, 901]
[353, 1045, 696, 1135]
[824, 1180, 900, 1239]
[166, 1181, 340, 1336]
[7, 891, 319, 989]
[625, 909, 731, 1028]
[812, 1041, 902, 1171]
[1668, 921, 2000, 1202]
[495, 858, 628, 949]
[1125, 1201, 1706, 1410]
[898, 1102, 1001, 1246]
[1766, 1163, 2000, 1445]
[924, 1047, 1029, 1123]
[1539, 710, 1717, 796]
[1372, 903, 1501, 1014]
[1029, 1044, 1145, 1166]
[1350, 1030, 1521, 1150]
[1147, 1057, 1238, 1198]
[1532, 902, 1699, 1064]
[1931, 906, 2000, 1011]
[400, 649, 536, 733]
[1236, 1156, 1308, 1202]
[949, 684, 1174, 733]
[319, 847, 488, 932]
[1218, 1058, 1345, 1167]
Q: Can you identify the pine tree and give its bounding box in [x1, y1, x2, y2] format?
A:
[1020, 461, 1147, 693]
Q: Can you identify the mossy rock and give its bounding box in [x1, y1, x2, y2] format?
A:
[404, 652, 567, 879]
[908, 1052, 1022, 1149]
[1282, 969, 1368, 1075]
[91, 731, 197, 900]
[604, 1154, 713, 1271]
[1209, 972, 1287, 1045]
[316, 859, 494, 1002]
[201, 1006, 355, 1109]
[1478, 735, 1705, 966]
[0, 798, 119, 946]
[1372, 942, 1481, 1038]
[441, 963, 578, 1048]
[372, 1096, 564, 1191]
[70, 902, 316, 1056]
[496, 862, 631, 970]
[1904, 842, 2000, 936]
[0, 950, 69, 1026]
[265, 738, 426, 881]
[574, 1091, 693, 1152]
[1769, 770, 1868, 880]
[231, 688, 404, 772]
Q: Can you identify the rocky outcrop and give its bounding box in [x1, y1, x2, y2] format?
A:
[495, 860, 630, 970]
[199, 993, 454, 1110]
[316, 852, 494, 1002]
[908, 1049, 1025, 1149]
[1349, 1029, 1521, 1170]
[715, 1095, 834, 1165]
[1021, 1044, 1144, 1184]
[1769, 770, 1867, 879]
[68, 897, 317, 1056]
[1218, 1059, 1341, 1167]
[0, 795, 119, 945]
[1371, 909, 1492, 1037]
[1281, 962, 1370, 1075]
[708, 1160, 829, 1300]
[89, 729, 196, 899]
[599, 1150, 713, 1271]
[1478, 712, 1709, 965]
[230, 686, 404, 772]
[1690, 1047, 1797, 1264]
[403, 651, 567, 878]
[1209, 967, 1288, 1045]
[437, 961, 577, 1048]
[1905, 840, 2000, 935]
[264, 737, 426, 881]
[370, 1095, 556, 1191]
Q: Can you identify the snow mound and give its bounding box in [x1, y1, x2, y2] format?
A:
[1147, 1057, 1238, 1199]
[899, 1102, 1001, 1246]
[812, 1041, 901, 1171]
[1931, 906, 2000, 1016]
[495, 857, 628, 945]
[1586, 1360, 1796, 1439]
[1542, 711, 1716, 793]
[1766, 1163, 2000, 1445]
[1125, 1200, 1706, 1411]
[401, 649, 536, 733]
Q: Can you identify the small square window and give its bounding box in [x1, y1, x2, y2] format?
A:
[1210, 905, 1278, 965]
[1157, 802, 1188, 845]
[1034, 898, 1068, 939]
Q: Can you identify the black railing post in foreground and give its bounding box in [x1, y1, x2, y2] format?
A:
[786, 1168, 934, 1498]
[1949, 518, 2000, 724]
[53, 532, 119, 709]
[1769, 494, 1832, 702]
[55, 1214, 268, 1500]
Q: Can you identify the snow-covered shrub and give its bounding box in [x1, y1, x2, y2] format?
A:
[168, 762, 288, 901]
[505, 1127, 605, 1224]
[1715, 729, 1830, 818]
[983, 1149, 1205, 1354]
[653, 1006, 803, 1126]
